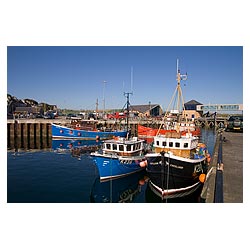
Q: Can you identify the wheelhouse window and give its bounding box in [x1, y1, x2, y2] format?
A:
[156, 141, 159, 146]
[162, 141, 167, 147]
[106, 143, 111, 150]
[127, 144, 131, 151]
[119, 145, 124, 151]
[135, 143, 141, 150]
[175, 142, 180, 147]
[169, 142, 173, 147]
[112, 144, 117, 150]
[184, 143, 189, 148]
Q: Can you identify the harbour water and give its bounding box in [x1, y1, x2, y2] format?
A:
[7, 128, 217, 203]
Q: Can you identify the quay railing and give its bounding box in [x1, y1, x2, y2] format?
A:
[213, 132, 224, 203]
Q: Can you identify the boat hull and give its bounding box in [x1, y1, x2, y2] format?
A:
[146, 153, 207, 199]
[52, 123, 127, 140]
[91, 154, 146, 181]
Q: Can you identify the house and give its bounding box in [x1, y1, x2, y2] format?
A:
[183, 100, 203, 119]
[130, 104, 163, 117]
[14, 106, 43, 118]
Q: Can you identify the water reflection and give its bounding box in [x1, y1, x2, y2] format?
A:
[90, 170, 148, 203]
[145, 182, 204, 203]
[52, 139, 102, 150]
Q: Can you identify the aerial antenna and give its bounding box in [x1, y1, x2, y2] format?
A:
[130, 66, 133, 93]
[123, 91, 133, 132]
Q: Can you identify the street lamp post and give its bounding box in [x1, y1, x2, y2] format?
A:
[102, 80, 108, 117]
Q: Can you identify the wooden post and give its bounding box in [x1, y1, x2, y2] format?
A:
[8, 123, 15, 149]
[35, 123, 41, 149]
[15, 120, 22, 149]
[47, 123, 52, 148]
[29, 123, 35, 149]
[40, 123, 46, 149]
[22, 123, 28, 149]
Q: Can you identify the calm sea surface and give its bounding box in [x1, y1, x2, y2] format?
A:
[7, 128, 217, 203]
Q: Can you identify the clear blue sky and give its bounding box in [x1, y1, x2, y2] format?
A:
[7, 46, 243, 111]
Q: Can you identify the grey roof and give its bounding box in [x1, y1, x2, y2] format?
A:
[130, 104, 160, 113]
[184, 99, 203, 105]
[15, 106, 41, 113]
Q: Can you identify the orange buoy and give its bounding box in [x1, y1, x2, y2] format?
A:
[139, 160, 147, 168]
[199, 173, 206, 183]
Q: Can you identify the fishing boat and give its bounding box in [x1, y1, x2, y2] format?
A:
[145, 60, 210, 199]
[90, 92, 148, 181]
[90, 136, 147, 181]
[138, 122, 200, 139]
[52, 119, 127, 140]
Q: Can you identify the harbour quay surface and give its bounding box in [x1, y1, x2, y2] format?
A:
[201, 130, 243, 203]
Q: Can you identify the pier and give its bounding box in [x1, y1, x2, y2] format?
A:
[201, 130, 243, 203]
[195, 116, 228, 128]
[7, 119, 52, 150]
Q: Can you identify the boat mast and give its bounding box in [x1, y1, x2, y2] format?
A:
[124, 91, 133, 132]
[123, 67, 133, 132]
[156, 59, 188, 135]
[176, 59, 187, 121]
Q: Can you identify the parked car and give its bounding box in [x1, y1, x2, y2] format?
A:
[43, 112, 55, 119]
[88, 113, 97, 120]
[66, 113, 81, 120]
[226, 115, 243, 132]
[34, 113, 44, 118]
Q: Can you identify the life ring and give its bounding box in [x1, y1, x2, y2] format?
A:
[75, 124, 81, 130]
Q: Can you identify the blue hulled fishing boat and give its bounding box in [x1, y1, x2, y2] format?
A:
[90, 136, 147, 181]
[90, 91, 148, 181]
[52, 120, 127, 140]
